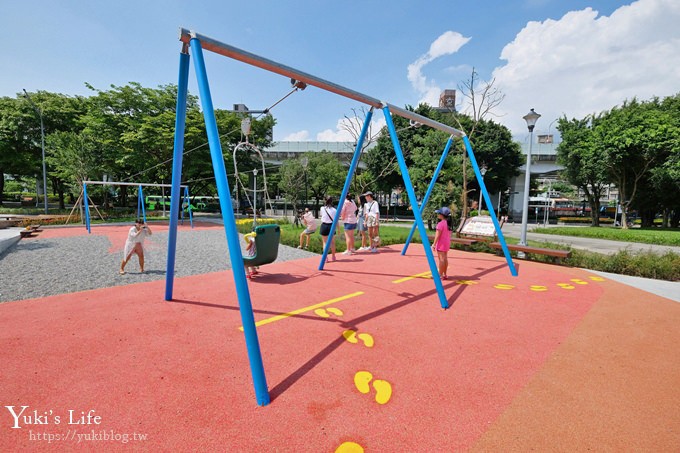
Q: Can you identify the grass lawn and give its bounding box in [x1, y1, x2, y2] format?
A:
[532, 226, 680, 247]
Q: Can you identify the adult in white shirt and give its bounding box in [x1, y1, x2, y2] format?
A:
[120, 219, 152, 274]
[319, 196, 337, 261]
[363, 191, 380, 253]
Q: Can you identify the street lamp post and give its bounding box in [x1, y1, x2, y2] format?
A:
[520, 108, 541, 248]
[23, 89, 48, 214]
[478, 164, 488, 214]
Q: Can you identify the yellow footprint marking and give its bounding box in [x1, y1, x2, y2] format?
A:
[530, 285, 548, 292]
[354, 371, 373, 394]
[570, 279, 589, 285]
[354, 371, 392, 404]
[357, 333, 374, 347]
[342, 331, 374, 348]
[494, 283, 515, 290]
[315, 307, 343, 318]
[557, 283, 575, 290]
[456, 280, 479, 285]
[335, 441, 364, 453]
[589, 276, 606, 281]
[373, 379, 392, 405]
[343, 330, 358, 343]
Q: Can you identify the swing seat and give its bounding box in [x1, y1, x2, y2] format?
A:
[243, 224, 280, 267]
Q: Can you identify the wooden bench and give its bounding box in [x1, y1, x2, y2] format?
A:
[488, 242, 571, 264]
[451, 237, 478, 247]
[19, 230, 34, 238]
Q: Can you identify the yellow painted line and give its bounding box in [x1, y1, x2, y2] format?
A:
[238, 291, 364, 330]
[392, 271, 432, 284]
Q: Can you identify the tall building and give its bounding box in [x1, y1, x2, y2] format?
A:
[437, 89, 457, 112]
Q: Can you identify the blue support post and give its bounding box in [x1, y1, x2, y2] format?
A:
[165, 46, 190, 301]
[138, 185, 147, 223]
[190, 37, 270, 406]
[83, 183, 91, 234]
[180, 187, 185, 225]
[184, 186, 194, 228]
[383, 106, 449, 309]
[318, 108, 374, 270]
[401, 136, 454, 255]
[463, 136, 517, 276]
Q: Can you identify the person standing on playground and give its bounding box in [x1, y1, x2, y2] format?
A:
[298, 207, 316, 249]
[120, 219, 152, 274]
[340, 193, 358, 255]
[431, 207, 453, 280]
[363, 191, 380, 253]
[319, 196, 337, 261]
[356, 194, 369, 251]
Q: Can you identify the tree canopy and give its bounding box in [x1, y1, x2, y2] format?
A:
[0, 83, 274, 207]
[557, 93, 680, 227]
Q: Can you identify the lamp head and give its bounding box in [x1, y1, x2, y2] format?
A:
[523, 108, 541, 132]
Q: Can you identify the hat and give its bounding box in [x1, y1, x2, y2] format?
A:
[435, 206, 451, 216]
[362, 191, 374, 197]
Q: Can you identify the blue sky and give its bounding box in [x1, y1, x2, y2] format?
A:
[3, 0, 679, 142]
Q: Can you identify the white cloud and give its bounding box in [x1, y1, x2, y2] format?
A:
[492, 0, 680, 135]
[282, 130, 310, 141]
[407, 31, 471, 106]
[316, 116, 387, 142]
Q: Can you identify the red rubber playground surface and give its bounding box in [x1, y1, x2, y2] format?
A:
[1, 235, 679, 451]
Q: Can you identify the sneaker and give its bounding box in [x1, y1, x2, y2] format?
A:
[370, 248, 378, 253]
[359, 247, 369, 251]
[297, 245, 303, 249]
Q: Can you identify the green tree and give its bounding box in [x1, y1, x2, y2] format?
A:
[0, 91, 87, 206]
[305, 151, 345, 214]
[0, 96, 37, 203]
[556, 116, 609, 226]
[593, 98, 674, 228]
[278, 157, 305, 213]
[78, 83, 275, 207]
[366, 104, 521, 225]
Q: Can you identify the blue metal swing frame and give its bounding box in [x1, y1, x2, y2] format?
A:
[165, 29, 518, 406]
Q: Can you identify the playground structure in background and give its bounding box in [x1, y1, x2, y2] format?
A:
[163, 28, 518, 407]
[71, 181, 194, 232]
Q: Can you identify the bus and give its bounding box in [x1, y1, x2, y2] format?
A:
[528, 197, 591, 222]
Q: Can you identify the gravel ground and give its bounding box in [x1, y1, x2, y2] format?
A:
[0, 228, 316, 303]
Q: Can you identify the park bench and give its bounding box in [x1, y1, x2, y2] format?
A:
[19, 230, 34, 238]
[488, 242, 571, 264]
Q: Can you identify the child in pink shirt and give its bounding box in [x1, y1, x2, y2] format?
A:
[431, 206, 452, 280]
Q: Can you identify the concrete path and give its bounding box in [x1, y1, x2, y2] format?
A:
[500, 222, 680, 256]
